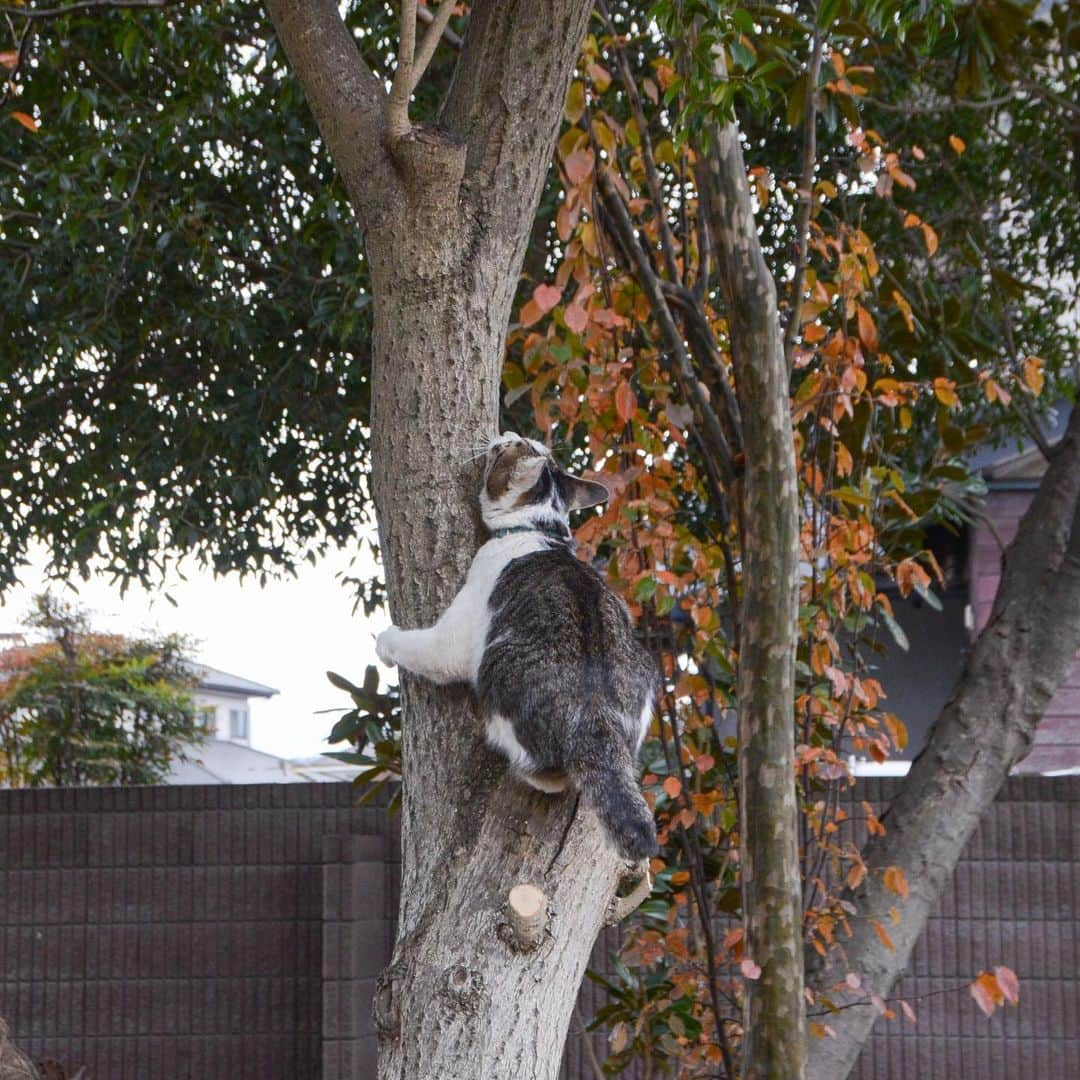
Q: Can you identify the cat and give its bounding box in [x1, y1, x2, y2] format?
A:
[375, 432, 658, 862]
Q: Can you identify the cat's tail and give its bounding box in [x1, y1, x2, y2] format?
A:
[569, 708, 658, 862]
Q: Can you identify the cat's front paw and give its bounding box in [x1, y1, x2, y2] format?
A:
[375, 626, 402, 668]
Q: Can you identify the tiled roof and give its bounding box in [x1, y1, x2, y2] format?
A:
[193, 664, 279, 698]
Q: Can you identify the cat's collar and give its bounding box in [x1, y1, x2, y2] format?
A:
[489, 522, 572, 543]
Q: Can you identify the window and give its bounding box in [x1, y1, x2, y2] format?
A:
[198, 706, 217, 734]
[228, 708, 249, 740]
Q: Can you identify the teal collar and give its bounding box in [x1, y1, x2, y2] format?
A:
[490, 522, 572, 542]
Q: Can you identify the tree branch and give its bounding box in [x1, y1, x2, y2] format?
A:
[596, 0, 681, 284]
[263, 0, 391, 226]
[696, 60, 805, 1076]
[387, 0, 418, 142]
[0, 0, 172, 17]
[439, 0, 593, 212]
[387, 0, 456, 140]
[806, 405, 1080, 1080]
[597, 166, 736, 486]
[416, 1, 462, 50]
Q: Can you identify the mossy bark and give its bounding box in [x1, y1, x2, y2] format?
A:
[699, 120, 806, 1077]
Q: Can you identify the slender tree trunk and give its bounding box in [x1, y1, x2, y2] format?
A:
[262, 2, 637, 1076]
[806, 404, 1080, 1079]
[698, 119, 806, 1077]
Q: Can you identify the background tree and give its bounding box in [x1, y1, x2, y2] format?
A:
[0, 594, 200, 786]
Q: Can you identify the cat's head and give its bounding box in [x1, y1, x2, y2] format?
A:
[479, 433, 608, 532]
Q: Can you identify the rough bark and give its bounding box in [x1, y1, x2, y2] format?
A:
[698, 120, 806, 1076]
[262, 2, 632, 1077]
[806, 404, 1080, 1080]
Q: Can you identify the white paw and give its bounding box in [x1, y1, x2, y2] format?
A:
[375, 626, 401, 668]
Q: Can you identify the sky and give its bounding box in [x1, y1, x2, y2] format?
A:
[0, 541, 389, 760]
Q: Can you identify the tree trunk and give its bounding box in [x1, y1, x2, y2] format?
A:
[806, 404, 1080, 1079]
[699, 119, 806, 1077]
[262, 2, 633, 1076]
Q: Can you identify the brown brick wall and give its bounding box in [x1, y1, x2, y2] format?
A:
[851, 776, 1079, 1078]
[0, 784, 395, 1079]
[0, 778, 1075, 1078]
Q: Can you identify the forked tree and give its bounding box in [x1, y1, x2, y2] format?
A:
[260, 1, 802, 1077]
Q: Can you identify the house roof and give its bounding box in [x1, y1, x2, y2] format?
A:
[166, 738, 349, 784]
[193, 664, 278, 699]
[965, 403, 1072, 482]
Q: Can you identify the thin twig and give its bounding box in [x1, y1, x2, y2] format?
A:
[416, 0, 461, 50]
[0, 0, 171, 18]
[861, 89, 1017, 115]
[596, 0, 681, 283]
[387, 0, 455, 140]
[574, 1004, 607, 1080]
[387, 0, 418, 141]
[782, 15, 824, 371]
[597, 165, 736, 484]
[409, 0, 455, 93]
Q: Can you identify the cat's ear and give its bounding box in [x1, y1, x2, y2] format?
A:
[561, 472, 609, 510]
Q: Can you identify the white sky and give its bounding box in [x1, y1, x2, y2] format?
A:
[0, 541, 388, 760]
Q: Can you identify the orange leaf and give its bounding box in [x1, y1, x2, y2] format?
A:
[932, 376, 958, 408]
[870, 919, 895, 952]
[615, 380, 636, 425]
[533, 283, 562, 314]
[563, 303, 588, 335]
[856, 304, 879, 353]
[883, 866, 909, 900]
[0, 50, 19, 70]
[740, 958, 762, 980]
[1023, 356, 1045, 396]
[892, 289, 915, 333]
[948, 134, 966, 155]
[662, 775, 681, 799]
[984, 377, 1011, 406]
[519, 298, 544, 328]
[11, 111, 38, 132]
[994, 965, 1020, 1005]
[900, 999, 917, 1024]
[586, 62, 611, 92]
[563, 147, 595, 186]
[970, 972, 1003, 1017]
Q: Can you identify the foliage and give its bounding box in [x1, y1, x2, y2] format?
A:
[323, 664, 402, 810]
[0, 1, 380, 593]
[0, 593, 202, 786]
[498, 0, 1070, 1071]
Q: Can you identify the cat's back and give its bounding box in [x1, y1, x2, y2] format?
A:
[482, 543, 651, 679]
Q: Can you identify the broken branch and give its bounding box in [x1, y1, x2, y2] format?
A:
[507, 883, 548, 950]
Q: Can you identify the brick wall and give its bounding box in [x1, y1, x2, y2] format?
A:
[0, 784, 394, 1079]
[0, 779, 1075, 1077]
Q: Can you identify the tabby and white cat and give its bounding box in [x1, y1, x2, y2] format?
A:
[375, 432, 658, 861]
